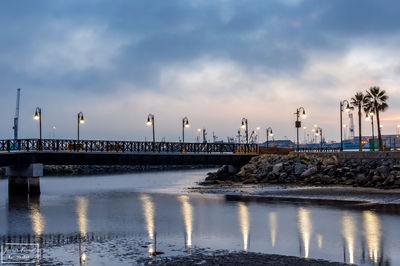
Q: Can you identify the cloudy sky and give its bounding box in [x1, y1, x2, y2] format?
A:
[1, 0, 399, 143]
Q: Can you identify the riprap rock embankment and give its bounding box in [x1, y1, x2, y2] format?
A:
[204, 153, 400, 189]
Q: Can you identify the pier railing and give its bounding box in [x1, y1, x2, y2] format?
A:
[0, 139, 259, 154]
[297, 147, 341, 153]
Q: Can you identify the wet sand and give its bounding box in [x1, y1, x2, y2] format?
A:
[190, 184, 400, 204]
[138, 250, 350, 266]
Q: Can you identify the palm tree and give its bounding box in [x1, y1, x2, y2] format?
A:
[351, 92, 366, 152]
[363, 99, 375, 151]
[365, 86, 389, 151]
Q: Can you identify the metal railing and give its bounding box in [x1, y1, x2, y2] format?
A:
[0, 139, 259, 154]
[297, 147, 341, 153]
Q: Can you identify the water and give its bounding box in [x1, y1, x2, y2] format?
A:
[0, 169, 399, 265]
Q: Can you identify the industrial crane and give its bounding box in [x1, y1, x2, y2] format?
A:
[12, 88, 21, 139]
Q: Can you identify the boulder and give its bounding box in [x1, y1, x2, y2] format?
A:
[321, 175, 334, 184]
[294, 163, 307, 175]
[383, 175, 395, 186]
[376, 166, 389, 176]
[323, 155, 339, 166]
[272, 163, 283, 175]
[355, 174, 368, 185]
[243, 178, 257, 184]
[301, 167, 317, 178]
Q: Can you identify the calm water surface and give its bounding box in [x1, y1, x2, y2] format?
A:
[0, 169, 399, 265]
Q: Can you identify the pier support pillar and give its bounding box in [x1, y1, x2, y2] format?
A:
[6, 164, 43, 196]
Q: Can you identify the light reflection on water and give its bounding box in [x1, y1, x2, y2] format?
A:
[140, 194, 156, 256]
[29, 200, 45, 237]
[297, 207, 312, 258]
[363, 211, 382, 264]
[178, 195, 193, 249]
[76, 196, 89, 265]
[0, 194, 395, 265]
[238, 202, 250, 252]
[342, 212, 356, 264]
[0, 169, 398, 266]
[268, 212, 277, 248]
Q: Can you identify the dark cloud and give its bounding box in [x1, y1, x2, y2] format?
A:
[2, 0, 397, 93]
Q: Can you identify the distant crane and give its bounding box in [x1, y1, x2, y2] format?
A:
[12, 88, 21, 139]
[249, 130, 257, 144]
[212, 132, 218, 143]
[202, 129, 207, 143]
[236, 130, 242, 143]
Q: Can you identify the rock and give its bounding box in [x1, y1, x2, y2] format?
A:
[272, 163, 283, 175]
[236, 169, 246, 178]
[227, 165, 239, 174]
[217, 165, 229, 174]
[243, 178, 257, 184]
[294, 163, 307, 175]
[202, 153, 400, 190]
[344, 172, 355, 179]
[376, 166, 389, 176]
[201, 180, 217, 185]
[383, 175, 395, 186]
[205, 173, 217, 181]
[342, 167, 351, 172]
[323, 156, 339, 166]
[323, 165, 337, 174]
[279, 172, 288, 182]
[355, 174, 368, 185]
[321, 175, 334, 184]
[345, 180, 354, 185]
[301, 167, 317, 178]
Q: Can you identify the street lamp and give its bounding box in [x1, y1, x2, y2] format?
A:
[34, 107, 42, 150]
[294, 107, 306, 151]
[315, 127, 323, 149]
[241, 118, 249, 144]
[146, 114, 155, 143]
[266, 127, 273, 147]
[77, 112, 85, 142]
[366, 110, 375, 151]
[340, 100, 351, 151]
[182, 117, 190, 143]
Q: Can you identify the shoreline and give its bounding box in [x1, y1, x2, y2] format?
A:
[189, 183, 400, 211]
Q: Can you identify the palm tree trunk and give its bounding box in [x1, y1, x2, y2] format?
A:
[376, 105, 383, 151]
[358, 105, 362, 152]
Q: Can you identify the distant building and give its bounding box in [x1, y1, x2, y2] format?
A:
[353, 134, 400, 150]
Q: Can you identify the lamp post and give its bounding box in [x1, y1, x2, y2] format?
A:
[241, 118, 249, 144]
[266, 127, 273, 147]
[182, 117, 190, 143]
[315, 127, 323, 149]
[366, 110, 375, 151]
[34, 107, 42, 150]
[146, 114, 155, 143]
[77, 112, 85, 142]
[294, 107, 306, 151]
[340, 100, 351, 151]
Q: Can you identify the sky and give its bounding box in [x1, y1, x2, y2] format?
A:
[1, 0, 400, 143]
